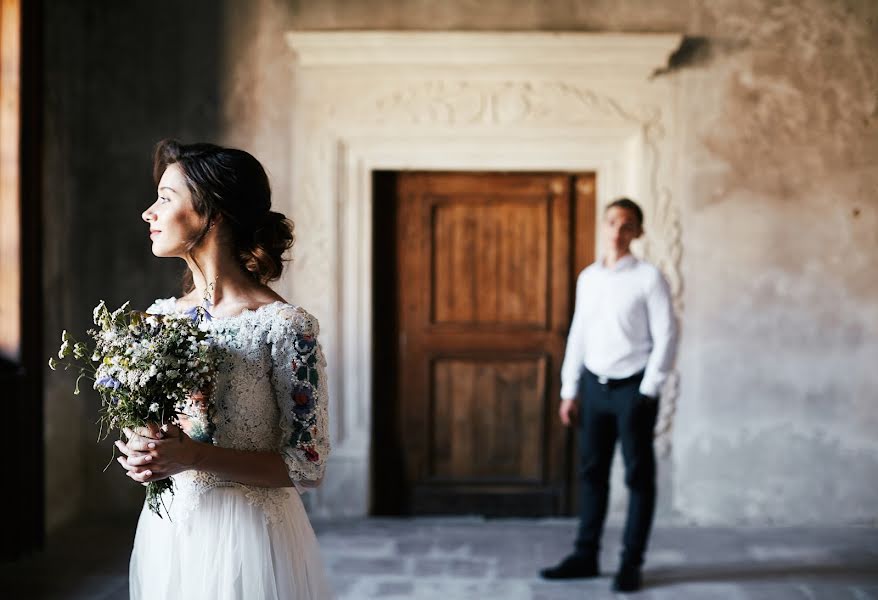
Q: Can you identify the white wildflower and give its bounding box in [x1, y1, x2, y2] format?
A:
[148, 402, 159, 413]
[93, 300, 106, 324]
[110, 301, 130, 321]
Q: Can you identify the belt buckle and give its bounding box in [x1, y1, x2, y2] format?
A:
[597, 375, 609, 384]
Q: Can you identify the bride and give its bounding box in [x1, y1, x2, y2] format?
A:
[116, 139, 332, 599]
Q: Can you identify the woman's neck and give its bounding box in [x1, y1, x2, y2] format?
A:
[184, 247, 254, 306]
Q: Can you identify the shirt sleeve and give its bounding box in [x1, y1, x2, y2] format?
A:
[269, 306, 331, 491]
[560, 270, 588, 400]
[639, 269, 678, 398]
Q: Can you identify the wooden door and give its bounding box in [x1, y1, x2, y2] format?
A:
[372, 171, 595, 517]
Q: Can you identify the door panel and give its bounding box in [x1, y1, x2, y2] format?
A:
[431, 356, 546, 481]
[432, 199, 549, 326]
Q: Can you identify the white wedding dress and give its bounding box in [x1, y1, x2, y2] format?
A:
[129, 298, 332, 600]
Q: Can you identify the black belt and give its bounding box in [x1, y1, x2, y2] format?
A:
[584, 368, 644, 388]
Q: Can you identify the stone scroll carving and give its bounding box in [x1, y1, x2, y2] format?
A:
[356, 80, 659, 127]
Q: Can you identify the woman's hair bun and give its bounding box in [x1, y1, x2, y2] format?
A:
[241, 211, 295, 283]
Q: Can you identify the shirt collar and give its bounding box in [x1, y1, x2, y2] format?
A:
[597, 253, 637, 272]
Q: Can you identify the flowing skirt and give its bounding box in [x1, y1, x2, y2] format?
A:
[129, 486, 332, 599]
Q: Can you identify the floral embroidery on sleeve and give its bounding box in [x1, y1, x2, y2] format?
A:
[270, 306, 329, 486]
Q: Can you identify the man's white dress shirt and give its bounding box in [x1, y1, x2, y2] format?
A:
[560, 254, 677, 400]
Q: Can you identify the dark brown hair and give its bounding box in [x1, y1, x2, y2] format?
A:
[605, 197, 644, 228]
[153, 139, 295, 291]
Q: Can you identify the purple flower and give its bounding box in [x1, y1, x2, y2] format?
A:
[184, 305, 213, 322]
[96, 376, 121, 390]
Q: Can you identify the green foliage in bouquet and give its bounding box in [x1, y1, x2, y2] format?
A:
[50, 300, 218, 518]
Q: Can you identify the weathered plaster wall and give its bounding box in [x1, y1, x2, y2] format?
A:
[43, 0, 878, 528]
[674, 0, 878, 524]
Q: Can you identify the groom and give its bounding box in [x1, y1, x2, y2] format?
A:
[541, 198, 677, 593]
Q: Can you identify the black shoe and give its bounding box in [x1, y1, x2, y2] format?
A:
[611, 566, 642, 592]
[539, 554, 599, 580]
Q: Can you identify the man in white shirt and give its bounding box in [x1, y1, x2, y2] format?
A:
[540, 198, 677, 593]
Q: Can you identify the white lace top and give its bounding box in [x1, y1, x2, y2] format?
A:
[145, 297, 330, 523]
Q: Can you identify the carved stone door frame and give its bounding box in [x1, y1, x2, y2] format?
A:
[283, 32, 684, 517]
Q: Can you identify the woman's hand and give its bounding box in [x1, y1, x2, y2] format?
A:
[115, 424, 204, 485]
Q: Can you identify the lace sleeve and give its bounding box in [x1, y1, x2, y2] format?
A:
[269, 306, 330, 491]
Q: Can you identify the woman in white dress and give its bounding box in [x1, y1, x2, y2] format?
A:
[117, 139, 332, 599]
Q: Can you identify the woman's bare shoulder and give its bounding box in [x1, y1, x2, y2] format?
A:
[264, 290, 289, 305]
[248, 285, 288, 307]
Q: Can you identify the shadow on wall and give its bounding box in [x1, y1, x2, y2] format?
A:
[43, 0, 227, 529]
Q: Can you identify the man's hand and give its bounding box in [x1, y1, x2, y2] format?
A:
[559, 398, 579, 427]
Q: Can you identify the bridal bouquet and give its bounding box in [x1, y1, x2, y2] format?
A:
[50, 300, 218, 517]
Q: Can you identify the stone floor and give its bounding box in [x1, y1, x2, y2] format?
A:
[1, 517, 876, 599]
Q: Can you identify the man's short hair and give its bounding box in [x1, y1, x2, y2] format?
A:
[605, 197, 643, 228]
